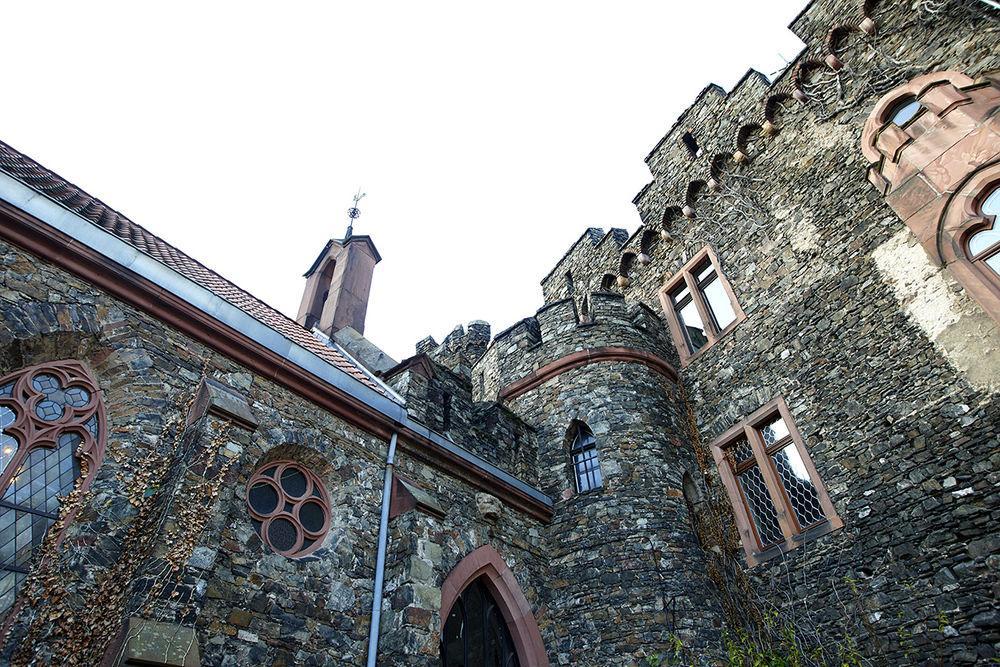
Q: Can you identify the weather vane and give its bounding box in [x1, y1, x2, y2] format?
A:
[345, 188, 366, 239]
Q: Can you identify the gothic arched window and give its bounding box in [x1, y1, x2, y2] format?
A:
[0, 361, 106, 613]
[569, 422, 602, 493]
[968, 184, 1000, 278]
[441, 577, 519, 667]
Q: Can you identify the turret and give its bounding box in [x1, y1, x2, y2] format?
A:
[473, 290, 724, 662]
[296, 234, 381, 337]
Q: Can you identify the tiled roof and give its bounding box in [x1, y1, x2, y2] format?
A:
[0, 139, 393, 399]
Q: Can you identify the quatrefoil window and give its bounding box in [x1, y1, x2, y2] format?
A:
[247, 461, 331, 558]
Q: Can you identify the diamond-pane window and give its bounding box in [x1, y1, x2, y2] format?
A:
[771, 445, 825, 528]
[730, 438, 754, 464]
[737, 466, 783, 547]
[711, 397, 842, 566]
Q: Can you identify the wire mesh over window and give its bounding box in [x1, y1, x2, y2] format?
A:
[246, 461, 331, 558]
[0, 361, 105, 615]
[771, 445, 825, 529]
[736, 465, 784, 547]
[711, 399, 840, 564]
[570, 424, 603, 493]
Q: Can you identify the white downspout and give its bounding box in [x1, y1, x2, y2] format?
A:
[366, 431, 398, 666]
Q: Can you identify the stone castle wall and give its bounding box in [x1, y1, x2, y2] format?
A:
[0, 236, 550, 666]
[514, 0, 1000, 662]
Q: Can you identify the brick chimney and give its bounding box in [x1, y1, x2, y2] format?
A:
[296, 235, 381, 336]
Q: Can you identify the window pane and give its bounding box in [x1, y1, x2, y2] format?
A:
[759, 416, 790, 448]
[969, 228, 1000, 258]
[695, 261, 715, 283]
[676, 300, 709, 353]
[737, 466, 784, 547]
[701, 276, 737, 330]
[771, 444, 825, 529]
[982, 186, 1000, 217]
[889, 99, 921, 126]
[574, 448, 602, 492]
[987, 252, 1000, 276]
[670, 285, 690, 304]
[730, 438, 754, 465]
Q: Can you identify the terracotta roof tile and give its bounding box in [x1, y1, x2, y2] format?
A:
[0, 139, 393, 399]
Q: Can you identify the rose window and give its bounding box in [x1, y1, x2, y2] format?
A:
[247, 461, 330, 557]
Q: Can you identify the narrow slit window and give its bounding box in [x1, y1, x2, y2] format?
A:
[682, 132, 702, 158]
[569, 423, 602, 493]
[442, 393, 452, 431]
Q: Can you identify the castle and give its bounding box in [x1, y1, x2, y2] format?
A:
[0, 0, 998, 665]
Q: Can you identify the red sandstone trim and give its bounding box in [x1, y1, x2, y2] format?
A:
[0, 203, 552, 522]
[498, 347, 678, 403]
[440, 545, 549, 667]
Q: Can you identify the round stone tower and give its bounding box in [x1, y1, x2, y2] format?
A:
[474, 292, 724, 665]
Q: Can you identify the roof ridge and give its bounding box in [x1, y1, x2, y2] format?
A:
[0, 138, 394, 399]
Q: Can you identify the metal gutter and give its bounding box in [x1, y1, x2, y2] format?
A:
[0, 170, 553, 510]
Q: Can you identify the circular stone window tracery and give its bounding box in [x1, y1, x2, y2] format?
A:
[247, 461, 331, 557]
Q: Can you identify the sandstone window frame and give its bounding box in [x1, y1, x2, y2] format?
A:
[0, 360, 107, 615]
[658, 246, 745, 365]
[861, 70, 1000, 324]
[710, 397, 842, 566]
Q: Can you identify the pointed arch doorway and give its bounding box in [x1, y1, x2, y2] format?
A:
[439, 545, 549, 667]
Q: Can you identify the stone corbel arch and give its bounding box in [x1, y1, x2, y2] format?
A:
[440, 545, 549, 667]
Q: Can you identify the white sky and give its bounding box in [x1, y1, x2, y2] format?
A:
[2, 2, 805, 362]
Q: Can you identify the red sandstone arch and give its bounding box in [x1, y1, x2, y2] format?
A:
[440, 545, 549, 667]
[935, 160, 1000, 322]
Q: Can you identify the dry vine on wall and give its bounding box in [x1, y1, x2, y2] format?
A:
[1, 361, 238, 666]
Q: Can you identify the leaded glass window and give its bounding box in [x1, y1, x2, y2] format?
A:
[711, 398, 841, 566]
[440, 578, 520, 667]
[247, 461, 331, 558]
[0, 361, 106, 614]
[968, 184, 1000, 278]
[569, 423, 602, 494]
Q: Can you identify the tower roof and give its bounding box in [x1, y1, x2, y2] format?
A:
[303, 235, 382, 278]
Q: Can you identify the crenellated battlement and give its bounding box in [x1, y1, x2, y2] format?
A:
[415, 320, 492, 377]
[537, 0, 927, 317]
[472, 291, 674, 402]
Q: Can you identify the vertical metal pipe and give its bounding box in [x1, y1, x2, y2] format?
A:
[366, 431, 398, 667]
